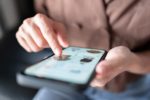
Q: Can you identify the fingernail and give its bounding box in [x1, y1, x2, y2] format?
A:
[55, 48, 61, 56]
[64, 43, 69, 48]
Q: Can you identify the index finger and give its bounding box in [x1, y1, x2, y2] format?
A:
[34, 14, 62, 56]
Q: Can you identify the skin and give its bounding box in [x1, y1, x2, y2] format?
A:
[16, 14, 69, 56]
[16, 13, 150, 88]
[91, 47, 150, 87]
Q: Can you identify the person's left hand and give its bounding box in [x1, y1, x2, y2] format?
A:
[91, 46, 135, 88]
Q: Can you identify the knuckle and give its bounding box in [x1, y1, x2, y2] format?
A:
[97, 67, 107, 77]
[35, 13, 53, 27]
[35, 13, 43, 18]
[23, 18, 35, 28]
[23, 18, 31, 25]
[19, 26, 24, 32]
[35, 13, 45, 21]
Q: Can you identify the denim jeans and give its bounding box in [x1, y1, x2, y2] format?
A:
[33, 75, 150, 100]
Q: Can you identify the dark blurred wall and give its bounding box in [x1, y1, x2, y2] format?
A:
[0, 0, 19, 32]
[0, 0, 35, 40]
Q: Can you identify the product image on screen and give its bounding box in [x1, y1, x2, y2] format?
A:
[25, 47, 105, 84]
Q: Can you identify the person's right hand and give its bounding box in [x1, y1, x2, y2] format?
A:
[16, 13, 69, 56]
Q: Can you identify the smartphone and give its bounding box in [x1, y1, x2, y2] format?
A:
[17, 46, 107, 91]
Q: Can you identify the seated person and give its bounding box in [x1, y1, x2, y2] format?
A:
[16, 0, 150, 99]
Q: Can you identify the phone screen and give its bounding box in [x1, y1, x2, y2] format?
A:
[25, 47, 105, 85]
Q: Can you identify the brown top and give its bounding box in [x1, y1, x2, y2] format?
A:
[34, 0, 150, 92]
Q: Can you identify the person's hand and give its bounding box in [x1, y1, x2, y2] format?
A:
[91, 46, 135, 89]
[16, 13, 69, 56]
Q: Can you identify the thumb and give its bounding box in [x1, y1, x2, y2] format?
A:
[96, 50, 118, 74]
[96, 48, 124, 74]
[96, 60, 113, 75]
[96, 57, 124, 81]
[92, 60, 115, 87]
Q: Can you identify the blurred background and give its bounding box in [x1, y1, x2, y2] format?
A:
[0, 0, 50, 99]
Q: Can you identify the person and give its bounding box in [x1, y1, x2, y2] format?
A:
[16, 0, 150, 100]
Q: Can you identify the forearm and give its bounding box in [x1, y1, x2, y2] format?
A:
[128, 50, 150, 74]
